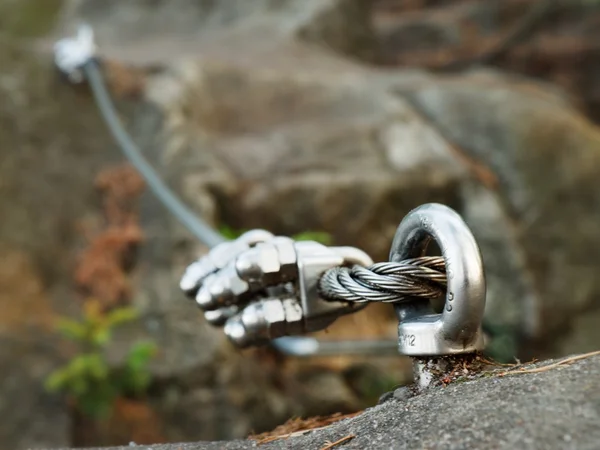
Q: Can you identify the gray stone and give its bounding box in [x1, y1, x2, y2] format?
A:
[46, 353, 600, 449]
[372, 0, 600, 122]
[7, 0, 600, 447]
[151, 347, 296, 442]
[0, 2, 122, 447]
[459, 181, 537, 360]
[377, 390, 394, 405]
[403, 69, 600, 357]
[141, 52, 465, 261]
[391, 386, 415, 403]
[51, 0, 600, 393]
[0, 335, 70, 449]
[46, 1, 426, 443]
[557, 307, 600, 357]
[135, 38, 600, 361]
[53, 0, 378, 64]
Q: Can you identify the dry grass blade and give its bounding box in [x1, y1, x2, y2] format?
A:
[477, 355, 519, 368]
[498, 350, 600, 377]
[321, 434, 356, 450]
[251, 412, 361, 445]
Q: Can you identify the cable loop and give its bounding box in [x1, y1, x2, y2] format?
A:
[318, 256, 447, 304]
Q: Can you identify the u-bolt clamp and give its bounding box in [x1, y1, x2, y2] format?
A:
[390, 203, 486, 388]
[180, 229, 374, 348]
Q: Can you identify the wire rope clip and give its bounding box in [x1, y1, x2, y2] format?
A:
[179, 230, 373, 347]
[389, 203, 487, 357]
[53, 23, 96, 83]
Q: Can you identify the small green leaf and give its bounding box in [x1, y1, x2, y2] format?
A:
[46, 305, 159, 420]
[126, 341, 157, 370]
[45, 369, 70, 392]
[71, 376, 89, 396]
[292, 231, 333, 245]
[87, 353, 109, 380]
[218, 225, 245, 240]
[77, 389, 115, 419]
[71, 354, 92, 374]
[55, 318, 88, 342]
[129, 371, 151, 394]
[91, 328, 111, 347]
[104, 307, 139, 327]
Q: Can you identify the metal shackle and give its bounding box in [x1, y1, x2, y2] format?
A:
[389, 203, 486, 356]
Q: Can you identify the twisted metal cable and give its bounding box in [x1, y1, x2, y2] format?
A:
[83, 60, 226, 248]
[319, 256, 447, 304]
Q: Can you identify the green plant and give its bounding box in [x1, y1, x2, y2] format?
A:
[482, 323, 519, 363]
[218, 224, 245, 240]
[291, 231, 333, 245]
[45, 301, 157, 418]
[218, 225, 333, 246]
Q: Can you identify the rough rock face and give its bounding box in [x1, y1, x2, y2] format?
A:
[54, 0, 378, 64]
[4, 0, 600, 448]
[49, 0, 600, 439]
[0, 1, 125, 445]
[48, 353, 600, 450]
[373, 0, 600, 122]
[402, 70, 600, 356]
[61, 0, 600, 359]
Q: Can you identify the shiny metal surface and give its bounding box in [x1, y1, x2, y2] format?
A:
[296, 242, 371, 323]
[271, 336, 401, 357]
[181, 232, 375, 348]
[180, 229, 274, 296]
[54, 24, 96, 83]
[225, 241, 373, 347]
[390, 203, 486, 356]
[224, 297, 305, 347]
[318, 257, 447, 303]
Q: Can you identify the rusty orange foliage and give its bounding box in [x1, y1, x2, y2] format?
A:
[74, 164, 145, 310]
[108, 397, 167, 445]
[250, 412, 362, 443]
[95, 164, 146, 226]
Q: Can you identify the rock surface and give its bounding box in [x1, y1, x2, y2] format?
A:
[373, 0, 600, 122]
[4, 0, 600, 448]
[0, 0, 125, 445]
[47, 352, 600, 450]
[403, 70, 600, 356]
[67, 2, 600, 361]
[46, 0, 600, 441]
[53, 0, 378, 64]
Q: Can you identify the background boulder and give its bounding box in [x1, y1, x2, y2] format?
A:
[2, 0, 600, 447]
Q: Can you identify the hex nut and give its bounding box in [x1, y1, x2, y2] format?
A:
[260, 299, 287, 338]
[273, 237, 298, 282]
[236, 243, 282, 284]
[282, 297, 304, 335]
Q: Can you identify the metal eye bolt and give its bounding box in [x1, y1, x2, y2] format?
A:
[389, 203, 486, 356]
